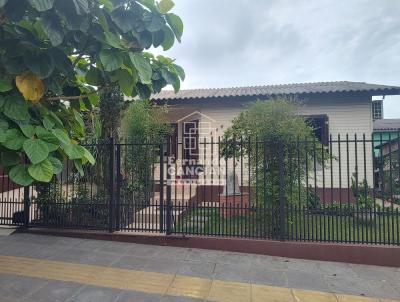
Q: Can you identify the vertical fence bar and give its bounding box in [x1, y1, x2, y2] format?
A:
[23, 185, 30, 227]
[278, 141, 286, 240]
[115, 143, 121, 231]
[159, 141, 165, 233]
[109, 137, 116, 233]
[166, 137, 172, 235]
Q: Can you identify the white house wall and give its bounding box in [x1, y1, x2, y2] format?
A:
[164, 95, 374, 194]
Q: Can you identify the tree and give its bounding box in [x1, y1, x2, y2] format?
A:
[120, 99, 171, 202]
[0, 0, 184, 186]
[221, 98, 326, 207]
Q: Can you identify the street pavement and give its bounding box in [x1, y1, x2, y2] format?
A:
[0, 228, 399, 302]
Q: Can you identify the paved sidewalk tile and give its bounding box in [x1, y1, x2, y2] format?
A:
[0, 233, 399, 302]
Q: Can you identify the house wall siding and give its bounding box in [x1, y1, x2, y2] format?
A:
[164, 95, 374, 199]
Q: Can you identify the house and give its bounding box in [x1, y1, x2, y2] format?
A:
[151, 81, 400, 204]
[373, 118, 400, 148]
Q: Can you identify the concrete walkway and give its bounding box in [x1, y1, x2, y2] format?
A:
[0, 229, 399, 302]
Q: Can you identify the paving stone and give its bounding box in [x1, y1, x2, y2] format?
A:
[363, 281, 400, 300]
[216, 251, 253, 266]
[213, 262, 252, 283]
[115, 290, 162, 302]
[49, 248, 123, 267]
[74, 239, 108, 252]
[111, 254, 150, 270]
[153, 246, 190, 261]
[249, 267, 289, 287]
[21, 280, 83, 302]
[126, 243, 162, 258]
[286, 270, 331, 292]
[160, 295, 205, 302]
[324, 275, 372, 297]
[67, 285, 122, 302]
[283, 258, 322, 273]
[94, 241, 133, 255]
[185, 248, 224, 263]
[250, 255, 290, 271]
[142, 257, 182, 274]
[316, 261, 359, 279]
[1, 275, 49, 301]
[177, 260, 216, 278]
[350, 264, 398, 283]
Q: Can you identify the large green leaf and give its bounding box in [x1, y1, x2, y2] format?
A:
[161, 26, 175, 51]
[0, 77, 13, 92]
[36, 126, 60, 151]
[129, 53, 152, 84]
[158, 0, 174, 13]
[146, 14, 165, 32]
[110, 6, 138, 33]
[3, 129, 26, 150]
[85, 67, 103, 86]
[41, 11, 64, 46]
[24, 53, 55, 79]
[52, 128, 70, 145]
[83, 147, 95, 164]
[1, 151, 21, 167]
[115, 69, 136, 96]
[64, 144, 85, 159]
[172, 64, 185, 81]
[161, 68, 179, 92]
[74, 159, 84, 176]
[28, 159, 53, 182]
[166, 13, 183, 42]
[19, 124, 36, 138]
[51, 48, 74, 79]
[28, 0, 54, 11]
[99, 49, 123, 72]
[3, 95, 29, 121]
[23, 138, 49, 164]
[9, 164, 34, 186]
[48, 156, 63, 174]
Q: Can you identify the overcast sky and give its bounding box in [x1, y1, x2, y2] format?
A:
[159, 0, 400, 118]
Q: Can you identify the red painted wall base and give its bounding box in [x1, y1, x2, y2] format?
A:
[21, 229, 400, 267]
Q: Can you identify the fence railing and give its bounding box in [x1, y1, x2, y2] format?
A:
[0, 135, 399, 245]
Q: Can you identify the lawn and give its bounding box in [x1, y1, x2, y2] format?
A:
[173, 205, 400, 245]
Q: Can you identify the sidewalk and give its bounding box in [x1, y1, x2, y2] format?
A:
[0, 229, 399, 302]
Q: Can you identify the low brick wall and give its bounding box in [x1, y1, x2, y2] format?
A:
[22, 228, 400, 267]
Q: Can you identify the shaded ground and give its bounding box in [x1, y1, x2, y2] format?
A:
[0, 228, 399, 302]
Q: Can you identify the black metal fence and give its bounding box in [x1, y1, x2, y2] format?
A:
[1, 135, 399, 245]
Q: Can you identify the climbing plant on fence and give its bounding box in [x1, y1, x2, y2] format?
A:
[0, 0, 184, 186]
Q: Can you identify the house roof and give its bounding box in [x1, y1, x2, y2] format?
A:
[152, 81, 400, 102]
[374, 119, 400, 131]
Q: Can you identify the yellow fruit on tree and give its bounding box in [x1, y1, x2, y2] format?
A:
[16, 71, 45, 103]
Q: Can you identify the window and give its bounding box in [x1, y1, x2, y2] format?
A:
[304, 115, 329, 146]
[182, 120, 199, 160]
[372, 100, 383, 120]
[169, 123, 178, 158]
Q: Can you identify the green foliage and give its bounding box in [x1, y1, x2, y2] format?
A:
[121, 100, 171, 202]
[351, 174, 374, 209]
[0, 0, 184, 185]
[221, 98, 327, 206]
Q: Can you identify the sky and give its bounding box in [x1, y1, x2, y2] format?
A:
[158, 0, 400, 118]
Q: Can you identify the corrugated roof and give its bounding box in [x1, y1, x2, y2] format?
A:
[374, 119, 400, 131]
[152, 81, 400, 102]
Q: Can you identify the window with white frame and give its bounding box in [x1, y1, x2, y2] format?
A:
[372, 100, 383, 120]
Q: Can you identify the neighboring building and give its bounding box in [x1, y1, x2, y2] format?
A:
[152, 81, 400, 203]
[373, 119, 400, 192]
[373, 118, 400, 150]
